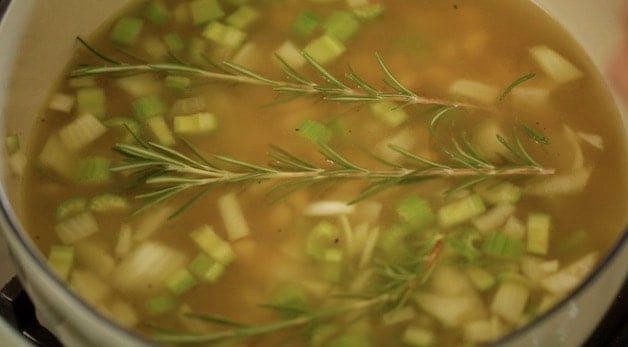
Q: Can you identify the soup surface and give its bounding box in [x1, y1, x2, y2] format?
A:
[12, 0, 628, 346]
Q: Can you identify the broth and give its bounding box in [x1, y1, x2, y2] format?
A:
[13, 0, 628, 346]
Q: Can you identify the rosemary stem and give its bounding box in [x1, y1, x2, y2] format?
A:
[154, 294, 392, 343]
[145, 165, 555, 186]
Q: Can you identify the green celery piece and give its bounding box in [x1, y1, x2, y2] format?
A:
[77, 156, 111, 184]
[438, 194, 486, 228]
[55, 197, 88, 221]
[145, 296, 176, 315]
[189, 0, 225, 25]
[132, 94, 167, 119]
[297, 119, 332, 144]
[144, 0, 170, 25]
[163, 32, 185, 52]
[189, 252, 226, 283]
[482, 232, 524, 259]
[396, 195, 435, 230]
[5, 134, 19, 154]
[306, 220, 340, 261]
[164, 268, 197, 296]
[370, 100, 408, 127]
[202, 21, 246, 47]
[47, 245, 75, 280]
[322, 10, 361, 42]
[291, 10, 321, 39]
[89, 194, 130, 213]
[110, 17, 144, 46]
[225, 5, 259, 29]
[269, 283, 309, 318]
[352, 4, 386, 21]
[76, 87, 105, 118]
[303, 34, 346, 65]
[165, 75, 191, 91]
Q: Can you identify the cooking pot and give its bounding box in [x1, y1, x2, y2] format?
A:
[0, 0, 626, 346]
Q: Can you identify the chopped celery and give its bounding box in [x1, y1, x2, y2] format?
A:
[529, 45, 583, 84]
[58, 113, 107, 151]
[89, 194, 130, 213]
[202, 21, 246, 48]
[48, 93, 75, 113]
[77, 156, 112, 184]
[146, 116, 176, 146]
[144, 0, 170, 25]
[55, 197, 88, 221]
[189, 252, 226, 283]
[5, 134, 19, 154]
[477, 181, 522, 205]
[170, 96, 206, 115]
[145, 296, 176, 315]
[463, 316, 504, 344]
[328, 333, 373, 347]
[110, 17, 144, 46]
[47, 245, 75, 280]
[490, 281, 529, 324]
[143, 36, 168, 59]
[376, 224, 410, 260]
[465, 265, 496, 291]
[526, 213, 550, 255]
[291, 10, 321, 39]
[173, 112, 218, 135]
[74, 241, 116, 279]
[76, 87, 105, 118]
[303, 34, 346, 65]
[448, 79, 498, 105]
[297, 119, 332, 144]
[115, 74, 161, 97]
[481, 232, 524, 259]
[132, 94, 167, 119]
[402, 326, 435, 346]
[306, 220, 340, 261]
[396, 195, 435, 230]
[189, 0, 225, 25]
[322, 11, 361, 42]
[217, 192, 250, 241]
[190, 225, 236, 265]
[370, 101, 408, 127]
[270, 284, 309, 318]
[322, 248, 344, 282]
[275, 40, 307, 69]
[7, 151, 27, 176]
[226, 5, 259, 29]
[445, 229, 481, 261]
[165, 75, 191, 91]
[165, 268, 198, 296]
[133, 205, 175, 241]
[438, 194, 486, 228]
[55, 211, 100, 245]
[163, 32, 185, 52]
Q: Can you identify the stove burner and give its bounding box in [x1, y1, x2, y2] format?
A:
[1, 275, 626, 346]
[1, 277, 61, 347]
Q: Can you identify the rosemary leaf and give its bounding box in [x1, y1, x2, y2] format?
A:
[498, 72, 536, 102]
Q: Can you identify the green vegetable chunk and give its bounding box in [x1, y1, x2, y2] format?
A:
[189, 0, 225, 25]
[110, 17, 144, 46]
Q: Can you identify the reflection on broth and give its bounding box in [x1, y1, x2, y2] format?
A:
[9, 0, 627, 346]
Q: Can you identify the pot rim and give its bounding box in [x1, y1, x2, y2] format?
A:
[0, 0, 626, 346]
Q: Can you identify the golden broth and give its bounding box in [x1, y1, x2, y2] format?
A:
[17, 0, 628, 346]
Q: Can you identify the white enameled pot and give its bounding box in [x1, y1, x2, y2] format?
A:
[0, 1, 626, 346]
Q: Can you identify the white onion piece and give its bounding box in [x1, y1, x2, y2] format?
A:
[303, 200, 355, 216]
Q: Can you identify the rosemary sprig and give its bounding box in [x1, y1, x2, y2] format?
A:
[71, 37, 477, 109]
[153, 294, 392, 344]
[113, 131, 554, 216]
